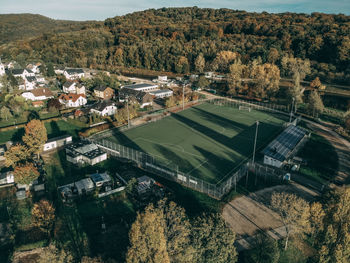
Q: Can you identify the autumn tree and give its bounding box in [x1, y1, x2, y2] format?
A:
[32, 199, 56, 237]
[14, 163, 40, 185]
[314, 187, 350, 263]
[175, 56, 189, 74]
[249, 63, 280, 98]
[227, 59, 246, 96]
[126, 203, 170, 263]
[268, 48, 279, 64]
[0, 106, 12, 121]
[156, 199, 195, 263]
[22, 119, 47, 157]
[244, 232, 280, 263]
[195, 75, 209, 89]
[307, 90, 324, 117]
[270, 192, 310, 250]
[37, 244, 73, 263]
[194, 53, 205, 73]
[309, 202, 325, 245]
[4, 144, 29, 167]
[193, 214, 237, 263]
[310, 77, 322, 90]
[211, 51, 238, 73]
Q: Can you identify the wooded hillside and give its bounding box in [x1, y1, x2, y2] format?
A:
[1, 8, 349, 84]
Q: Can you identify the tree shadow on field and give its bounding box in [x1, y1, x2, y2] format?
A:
[191, 106, 248, 132]
[154, 144, 194, 173]
[111, 130, 143, 152]
[49, 121, 62, 138]
[10, 128, 25, 142]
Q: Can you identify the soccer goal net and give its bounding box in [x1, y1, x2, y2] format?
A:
[238, 105, 251, 112]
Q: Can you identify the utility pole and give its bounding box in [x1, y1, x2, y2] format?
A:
[252, 120, 259, 164]
[289, 98, 295, 123]
[126, 96, 130, 129]
[182, 85, 185, 110]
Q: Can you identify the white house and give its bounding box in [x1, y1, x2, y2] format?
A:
[43, 135, 73, 152]
[64, 68, 85, 80]
[54, 66, 65, 75]
[23, 76, 37, 90]
[26, 63, 41, 74]
[0, 172, 14, 186]
[149, 89, 173, 98]
[62, 81, 86, 95]
[66, 141, 108, 166]
[121, 83, 159, 92]
[22, 88, 53, 101]
[59, 93, 87, 108]
[90, 101, 117, 116]
[262, 125, 308, 168]
[10, 69, 35, 79]
[0, 61, 5, 76]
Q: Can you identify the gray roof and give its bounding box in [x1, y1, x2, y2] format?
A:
[66, 141, 105, 160]
[65, 68, 84, 75]
[262, 125, 307, 162]
[63, 81, 75, 88]
[94, 85, 109, 92]
[122, 83, 158, 90]
[10, 68, 25, 75]
[149, 89, 173, 95]
[26, 76, 37, 82]
[119, 88, 151, 103]
[91, 100, 115, 112]
[90, 172, 111, 184]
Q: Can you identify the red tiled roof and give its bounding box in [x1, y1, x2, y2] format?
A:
[59, 93, 86, 102]
[31, 88, 53, 97]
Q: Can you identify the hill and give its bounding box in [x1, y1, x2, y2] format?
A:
[0, 8, 349, 84]
[0, 13, 95, 44]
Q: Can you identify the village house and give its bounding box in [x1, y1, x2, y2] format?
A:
[54, 65, 65, 75]
[62, 81, 86, 95]
[149, 89, 173, 98]
[26, 63, 41, 74]
[119, 88, 153, 108]
[21, 88, 54, 101]
[43, 134, 73, 152]
[0, 172, 15, 186]
[0, 61, 5, 76]
[8, 68, 35, 80]
[90, 100, 117, 116]
[63, 68, 85, 80]
[65, 141, 107, 166]
[94, 86, 114, 100]
[22, 76, 37, 90]
[59, 93, 87, 108]
[121, 83, 159, 92]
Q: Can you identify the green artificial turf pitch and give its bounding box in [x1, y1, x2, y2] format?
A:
[106, 102, 285, 184]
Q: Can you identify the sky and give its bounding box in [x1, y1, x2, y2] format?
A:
[1, 0, 349, 21]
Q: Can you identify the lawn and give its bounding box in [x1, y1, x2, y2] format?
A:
[0, 119, 84, 144]
[104, 102, 285, 184]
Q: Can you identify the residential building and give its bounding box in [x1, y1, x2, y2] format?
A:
[54, 65, 65, 75]
[0, 60, 5, 76]
[0, 172, 14, 186]
[89, 172, 112, 187]
[90, 100, 117, 116]
[32, 101, 44, 108]
[62, 81, 86, 95]
[8, 68, 35, 79]
[137, 176, 155, 195]
[94, 86, 114, 100]
[63, 68, 85, 80]
[262, 125, 308, 168]
[22, 88, 53, 101]
[43, 135, 73, 152]
[66, 141, 107, 166]
[121, 83, 159, 92]
[26, 63, 41, 74]
[23, 76, 37, 90]
[119, 88, 153, 108]
[149, 89, 173, 98]
[59, 93, 87, 108]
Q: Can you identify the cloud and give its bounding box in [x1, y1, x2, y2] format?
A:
[0, 0, 349, 20]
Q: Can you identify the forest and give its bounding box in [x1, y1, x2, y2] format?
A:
[0, 8, 349, 84]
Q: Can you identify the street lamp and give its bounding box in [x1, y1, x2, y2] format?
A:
[182, 84, 185, 110]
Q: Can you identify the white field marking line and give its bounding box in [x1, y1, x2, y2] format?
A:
[136, 137, 205, 159]
[186, 158, 210, 175]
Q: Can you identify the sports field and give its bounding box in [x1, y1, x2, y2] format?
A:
[106, 102, 285, 184]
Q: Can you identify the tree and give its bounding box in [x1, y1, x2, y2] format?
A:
[0, 75, 11, 94]
[270, 192, 310, 250]
[307, 90, 324, 117]
[314, 187, 350, 263]
[156, 199, 195, 263]
[195, 75, 209, 89]
[46, 63, 55, 77]
[0, 106, 12, 121]
[22, 119, 47, 157]
[244, 232, 280, 263]
[14, 163, 40, 185]
[32, 199, 56, 237]
[37, 244, 73, 263]
[194, 53, 205, 73]
[211, 51, 238, 73]
[126, 204, 170, 263]
[193, 214, 237, 263]
[227, 59, 245, 96]
[4, 144, 29, 167]
[268, 48, 279, 64]
[309, 202, 325, 245]
[165, 96, 177, 108]
[47, 98, 62, 112]
[310, 77, 322, 90]
[249, 63, 280, 98]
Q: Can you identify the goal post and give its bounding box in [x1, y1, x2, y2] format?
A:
[238, 105, 251, 112]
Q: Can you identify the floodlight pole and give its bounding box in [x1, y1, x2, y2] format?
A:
[289, 98, 295, 123]
[126, 96, 130, 129]
[182, 85, 185, 110]
[252, 120, 259, 164]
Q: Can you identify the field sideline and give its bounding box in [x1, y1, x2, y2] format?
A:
[105, 102, 285, 184]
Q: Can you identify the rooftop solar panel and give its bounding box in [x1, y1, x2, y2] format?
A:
[262, 125, 307, 162]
